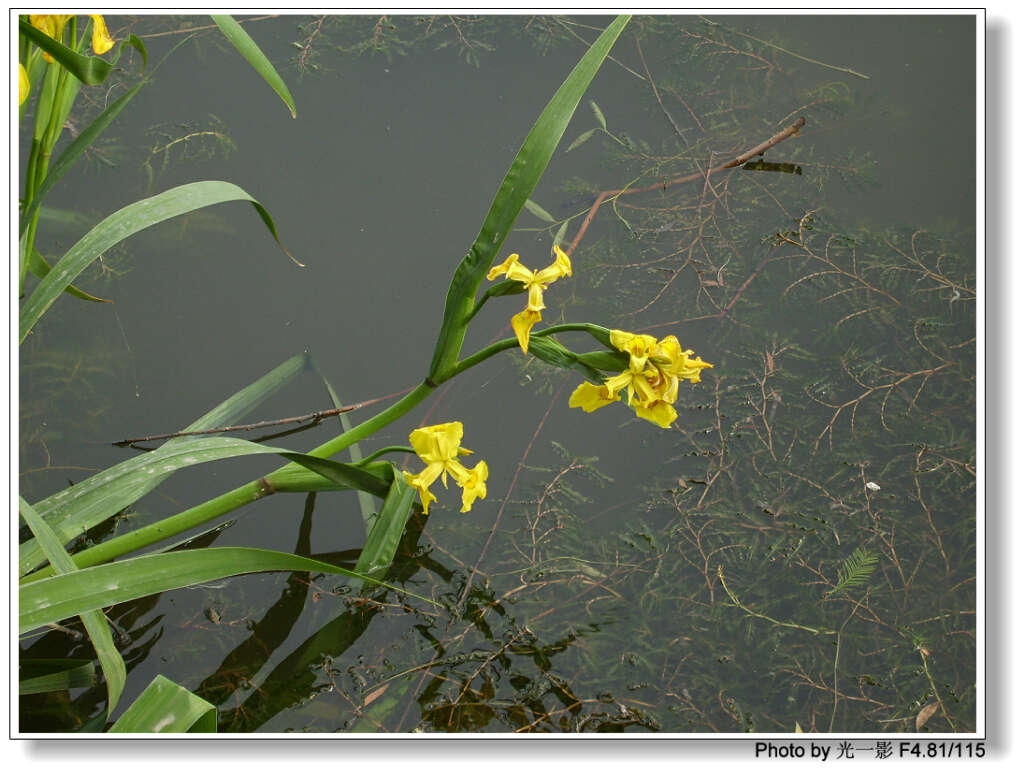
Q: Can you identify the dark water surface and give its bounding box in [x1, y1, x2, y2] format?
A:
[20, 14, 978, 733]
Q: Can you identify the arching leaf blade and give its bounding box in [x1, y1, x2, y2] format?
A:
[211, 15, 297, 118]
[428, 15, 630, 379]
[20, 546, 441, 633]
[20, 181, 295, 343]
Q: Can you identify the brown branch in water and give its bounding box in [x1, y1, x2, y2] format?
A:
[111, 387, 413, 447]
[112, 407, 360, 447]
[564, 117, 807, 259]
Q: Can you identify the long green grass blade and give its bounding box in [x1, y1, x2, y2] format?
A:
[212, 15, 296, 118]
[317, 369, 378, 529]
[19, 497, 126, 717]
[109, 675, 216, 733]
[21, 83, 145, 233]
[20, 437, 390, 577]
[20, 181, 295, 343]
[19, 658, 97, 695]
[427, 15, 629, 379]
[353, 467, 416, 580]
[27, 247, 109, 303]
[19, 18, 113, 85]
[20, 546, 440, 633]
[177, 352, 310, 438]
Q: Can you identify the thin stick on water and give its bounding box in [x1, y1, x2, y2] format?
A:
[564, 117, 807, 258]
[112, 387, 413, 446]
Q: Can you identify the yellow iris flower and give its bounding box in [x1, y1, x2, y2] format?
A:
[569, 330, 713, 429]
[402, 422, 488, 515]
[487, 245, 572, 354]
[19, 62, 30, 105]
[29, 14, 114, 61]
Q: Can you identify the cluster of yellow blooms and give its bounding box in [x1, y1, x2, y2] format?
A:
[19, 14, 114, 105]
[402, 422, 488, 515]
[568, 330, 713, 428]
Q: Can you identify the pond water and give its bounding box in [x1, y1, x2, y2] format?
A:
[19, 13, 978, 734]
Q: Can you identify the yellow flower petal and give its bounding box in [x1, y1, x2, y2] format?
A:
[487, 253, 521, 281]
[18, 62, 30, 106]
[459, 461, 488, 513]
[403, 469, 439, 515]
[678, 356, 714, 383]
[89, 15, 114, 55]
[526, 283, 546, 312]
[30, 14, 72, 62]
[633, 400, 678, 428]
[533, 245, 572, 283]
[511, 308, 542, 354]
[568, 382, 619, 413]
[409, 422, 463, 463]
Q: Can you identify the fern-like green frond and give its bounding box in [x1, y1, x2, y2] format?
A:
[827, 547, 878, 597]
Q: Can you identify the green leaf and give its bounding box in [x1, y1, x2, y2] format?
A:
[317, 370, 377, 530]
[21, 77, 148, 233]
[566, 128, 596, 152]
[109, 675, 216, 733]
[20, 437, 389, 578]
[20, 546, 441, 633]
[826, 547, 879, 597]
[212, 15, 297, 118]
[20, 181, 297, 343]
[427, 15, 630, 380]
[524, 198, 556, 224]
[19, 658, 97, 695]
[27, 248, 109, 303]
[19, 497, 126, 717]
[590, 100, 608, 129]
[353, 467, 417, 580]
[19, 17, 113, 85]
[177, 352, 311, 438]
[528, 336, 604, 382]
[21, 437, 395, 579]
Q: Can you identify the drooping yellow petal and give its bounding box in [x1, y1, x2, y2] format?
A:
[403, 469, 439, 515]
[30, 14, 72, 62]
[487, 253, 521, 281]
[30, 14, 71, 39]
[633, 400, 678, 429]
[533, 245, 572, 283]
[568, 382, 619, 413]
[18, 62, 30, 105]
[459, 461, 488, 513]
[511, 308, 542, 354]
[89, 15, 114, 55]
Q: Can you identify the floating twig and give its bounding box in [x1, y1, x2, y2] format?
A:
[112, 386, 414, 446]
[564, 117, 807, 258]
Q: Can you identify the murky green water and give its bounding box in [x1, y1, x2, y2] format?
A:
[20, 14, 977, 733]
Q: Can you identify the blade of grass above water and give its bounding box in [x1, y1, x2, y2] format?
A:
[19, 497, 126, 718]
[108, 675, 217, 733]
[19, 437, 388, 578]
[20, 546, 441, 633]
[19, 181, 297, 343]
[428, 15, 629, 379]
[317, 368, 378, 530]
[353, 467, 417, 581]
[212, 15, 297, 118]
